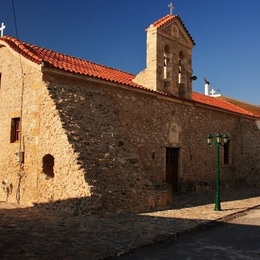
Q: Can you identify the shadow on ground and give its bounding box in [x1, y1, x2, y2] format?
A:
[0, 187, 260, 259]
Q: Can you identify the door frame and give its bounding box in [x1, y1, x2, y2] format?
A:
[166, 147, 180, 192]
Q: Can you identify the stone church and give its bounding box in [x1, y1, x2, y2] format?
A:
[0, 13, 259, 215]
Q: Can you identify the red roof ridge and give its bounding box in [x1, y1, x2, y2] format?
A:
[153, 14, 177, 28]
[151, 15, 195, 45]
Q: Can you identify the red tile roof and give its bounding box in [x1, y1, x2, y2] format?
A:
[152, 15, 195, 45]
[153, 14, 178, 28]
[192, 92, 258, 117]
[0, 36, 141, 88]
[0, 36, 257, 118]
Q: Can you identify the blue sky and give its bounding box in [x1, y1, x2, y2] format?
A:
[1, 0, 259, 104]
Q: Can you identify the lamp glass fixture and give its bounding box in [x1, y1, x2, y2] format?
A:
[215, 133, 222, 144]
[206, 134, 213, 146]
[222, 134, 229, 144]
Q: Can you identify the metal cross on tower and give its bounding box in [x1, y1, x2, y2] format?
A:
[0, 22, 6, 37]
[168, 2, 175, 15]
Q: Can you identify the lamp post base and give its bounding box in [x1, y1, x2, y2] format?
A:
[214, 200, 221, 211]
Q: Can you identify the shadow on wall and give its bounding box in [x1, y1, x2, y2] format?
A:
[45, 80, 159, 215]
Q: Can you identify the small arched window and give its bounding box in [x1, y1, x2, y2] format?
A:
[42, 154, 55, 178]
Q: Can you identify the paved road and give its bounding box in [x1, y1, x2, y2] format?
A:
[118, 206, 260, 259]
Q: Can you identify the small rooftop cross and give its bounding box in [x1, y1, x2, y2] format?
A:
[0, 22, 6, 37]
[168, 2, 175, 15]
[210, 89, 216, 96]
[210, 88, 221, 97]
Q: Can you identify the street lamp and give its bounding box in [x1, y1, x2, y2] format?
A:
[206, 133, 229, 211]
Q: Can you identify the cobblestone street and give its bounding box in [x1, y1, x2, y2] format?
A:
[1, 188, 260, 259]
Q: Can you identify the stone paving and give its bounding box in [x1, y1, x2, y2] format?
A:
[0, 187, 260, 259]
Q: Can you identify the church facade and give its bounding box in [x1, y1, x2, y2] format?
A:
[0, 14, 259, 215]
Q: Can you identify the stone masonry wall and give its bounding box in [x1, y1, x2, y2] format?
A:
[1, 46, 259, 215]
[41, 73, 165, 215]
[236, 119, 260, 186]
[0, 48, 93, 214]
[41, 71, 260, 215]
[102, 86, 260, 191]
[0, 47, 170, 215]
[0, 47, 42, 204]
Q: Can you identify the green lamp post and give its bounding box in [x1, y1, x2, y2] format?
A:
[206, 133, 229, 211]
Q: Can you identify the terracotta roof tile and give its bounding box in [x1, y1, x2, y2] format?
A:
[153, 14, 178, 28]
[192, 92, 257, 117]
[0, 36, 140, 88]
[152, 15, 195, 45]
[0, 36, 257, 118]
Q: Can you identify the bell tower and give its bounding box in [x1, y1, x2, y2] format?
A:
[134, 12, 195, 99]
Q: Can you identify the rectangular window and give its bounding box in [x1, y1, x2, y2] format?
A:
[223, 141, 230, 165]
[10, 117, 21, 143]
